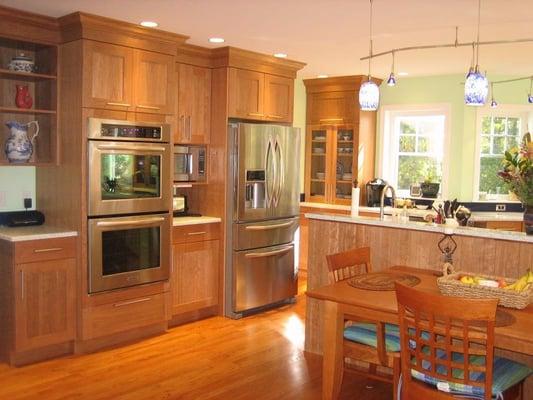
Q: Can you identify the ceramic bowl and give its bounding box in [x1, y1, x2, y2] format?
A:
[314, 147, 324, 154]
[316, 172, 325, 180]
[8, 54, 36, 73]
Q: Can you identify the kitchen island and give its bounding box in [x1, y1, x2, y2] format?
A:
[304, 212, 533, 394]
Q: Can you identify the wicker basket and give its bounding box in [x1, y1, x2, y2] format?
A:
[437, 272, 533, 309]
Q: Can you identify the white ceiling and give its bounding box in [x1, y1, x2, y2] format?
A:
[2, 0, 532, 79]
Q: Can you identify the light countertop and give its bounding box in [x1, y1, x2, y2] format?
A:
[304, 212, 533, 243]
[0, 226, 78, 242]
[173, 216, 222, 226]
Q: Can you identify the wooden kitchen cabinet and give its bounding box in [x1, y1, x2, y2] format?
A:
[0, 236, 77, 365]
[228, 67, 293, 123]
[306, 91, 356, 125]
[171, 223, 220, 316]
[175, 63, 211, 144]
[83, 40, 174, 114]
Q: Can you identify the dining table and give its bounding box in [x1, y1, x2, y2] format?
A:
[305, 266, 533, 400]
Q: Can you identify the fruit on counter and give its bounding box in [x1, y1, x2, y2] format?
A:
[460, 275, 475, 284]
[503, 269, 533, 293]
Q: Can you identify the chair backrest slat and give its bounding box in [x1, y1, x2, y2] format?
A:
[395, 283, 498, 400]
[326, 247, 372, 284]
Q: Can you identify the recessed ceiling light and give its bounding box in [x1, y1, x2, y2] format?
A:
[140, 21, 158, 28]
[273, 53, 287, 58]
[398, 72, 409, 76]
[317, 74, 329, 78]
[209, 37, 225, 44]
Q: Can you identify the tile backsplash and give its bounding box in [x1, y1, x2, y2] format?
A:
[0, 166, 36, 211]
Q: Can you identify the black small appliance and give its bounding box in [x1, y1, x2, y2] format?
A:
[365, 178, 389, 207]
[0, 210, 45, 227]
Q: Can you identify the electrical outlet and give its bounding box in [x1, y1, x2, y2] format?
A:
[496, 204, 506, 212]
[0, 191, 6, 208]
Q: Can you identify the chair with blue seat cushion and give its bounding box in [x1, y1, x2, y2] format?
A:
[394, 282, 532, 400]
[326, 247, 400, 387]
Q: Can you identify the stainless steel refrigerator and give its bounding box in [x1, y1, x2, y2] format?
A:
[225, 122, 300, 319]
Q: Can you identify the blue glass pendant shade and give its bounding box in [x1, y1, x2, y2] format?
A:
[528, 94, 533, 104]
[387, 72, 396, 86]
[464, 69, 489, 106]
[359, 80, 380, 111]
[490, 99, 498, 108]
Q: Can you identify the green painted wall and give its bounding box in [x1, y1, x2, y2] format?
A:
[377, 74, 531, 200]
[0, 166, 35, 211]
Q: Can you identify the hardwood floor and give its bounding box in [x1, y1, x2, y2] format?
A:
[0, 273, 392, 400]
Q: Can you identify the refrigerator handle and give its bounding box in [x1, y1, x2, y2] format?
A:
[265, 139, 275, 208]
[273, 139, 284, 207]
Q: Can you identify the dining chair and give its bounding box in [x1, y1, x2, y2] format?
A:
[326, 247, 400, 386]
[394, 282, 532, 400]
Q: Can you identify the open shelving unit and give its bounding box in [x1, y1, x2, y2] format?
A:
[0, 37, 58, 165]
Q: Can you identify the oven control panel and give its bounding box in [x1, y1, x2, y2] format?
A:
[100, 123, 162, 139]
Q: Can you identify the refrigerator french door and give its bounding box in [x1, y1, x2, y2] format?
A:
[226, 123, 300, 318]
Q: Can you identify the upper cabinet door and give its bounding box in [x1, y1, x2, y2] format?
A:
[134, 50, 175, 115]
[228, 68, 265, 120]
[176, 63, 212, 144]
[264, 74, 293, 123]
[83, 41, 134, 111]
[307, 91, 356, 125]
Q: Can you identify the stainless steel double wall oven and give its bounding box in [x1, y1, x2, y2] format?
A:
[87, 118, 171, 293]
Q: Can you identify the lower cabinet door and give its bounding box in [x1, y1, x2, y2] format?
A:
[14, 258, 76, 351]
[172, 239, 219, 315]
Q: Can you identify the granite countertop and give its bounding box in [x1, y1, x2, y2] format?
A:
[0, 226, 78, 242]
[304, 212, 533, 243]
[173, 216, 222, 226]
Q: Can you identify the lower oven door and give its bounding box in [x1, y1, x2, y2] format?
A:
[88, 213, 170, 293]
[233, 243, 297, 313]
[88, 141, 171, 216]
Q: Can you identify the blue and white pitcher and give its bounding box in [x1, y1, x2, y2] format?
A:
[4, 121, 39, 163]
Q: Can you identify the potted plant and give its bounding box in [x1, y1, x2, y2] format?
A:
[498, 133, 533, 234]
[420, 167, 440, 198]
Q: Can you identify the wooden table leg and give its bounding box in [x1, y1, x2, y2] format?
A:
[322, 300, 344, 400]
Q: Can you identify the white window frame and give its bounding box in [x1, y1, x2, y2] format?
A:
[378, 104, 452, 198]
[473, 105, 532, 202]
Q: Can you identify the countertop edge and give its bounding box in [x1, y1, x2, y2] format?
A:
[172, 216, 222, 227]
[0, 230, 78, 242]
[305, 213, 533, 243]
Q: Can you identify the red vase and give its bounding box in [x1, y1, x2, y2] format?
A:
[15, 85, 33, 109]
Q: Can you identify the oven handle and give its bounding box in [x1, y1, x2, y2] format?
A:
[95, 143, 167, 152]
[96, 217, 165, 227]
[244, 245, 293, 259]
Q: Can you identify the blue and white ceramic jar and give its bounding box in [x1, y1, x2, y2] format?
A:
[4, 121, 39, 163]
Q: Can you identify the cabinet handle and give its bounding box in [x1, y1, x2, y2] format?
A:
[248, 112, 264, 117]
[33, 247, 63, 253]
[320, 118, 343, 123]
[137, 105, 161, 110]
[187, 231, 206, 236]
[106, 102, 131, 107]
[20, 270, 24, 300]
[113, 297, 152, 307]
[187, 115, 192, 141]
[267, 115, 284, 119]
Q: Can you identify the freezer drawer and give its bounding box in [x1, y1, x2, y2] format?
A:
[233, 217, 298, 251]
[233, 243, 297, 313]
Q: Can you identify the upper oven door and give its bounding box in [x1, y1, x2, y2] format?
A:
[88, 141, 171, 216]
[88, 118, 171, 143]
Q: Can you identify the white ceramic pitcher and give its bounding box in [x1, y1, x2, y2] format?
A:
[4, 120, 39, 163]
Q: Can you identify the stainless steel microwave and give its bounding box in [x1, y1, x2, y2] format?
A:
[173, 145, 207, 182]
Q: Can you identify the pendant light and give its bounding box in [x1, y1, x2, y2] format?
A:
[387, 51, 396, 86]
[528, 78, 533, 103]
[359, 0, 380, 111]
[464, 0, 489, 106]
[490, 83, 498, 108]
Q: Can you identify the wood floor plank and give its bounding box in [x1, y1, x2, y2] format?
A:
[0, 276, 392, 400]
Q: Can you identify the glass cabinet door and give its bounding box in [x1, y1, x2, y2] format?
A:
[333, 126, 355, 203]
[308, 127, 329, 201]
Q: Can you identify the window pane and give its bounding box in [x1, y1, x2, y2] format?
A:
[507, 118, 520, 136]
[398, 156, 438, 191]
[479, 156, 504, 193]
[417, 136, 429, 153]
[400, 120, 416, 134]
[493, 117, 506, 135]
[399, 136, 416, 152]
[506, 136, 519, 149]
[481, 136, 490, 154]
[481, 117, 491, 134]
[493, 136, 505, 154]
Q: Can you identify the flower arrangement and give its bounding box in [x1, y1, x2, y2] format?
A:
[498, 133, 533, 206]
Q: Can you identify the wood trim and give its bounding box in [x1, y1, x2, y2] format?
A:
[176, 43, 214, 67]
[304, 75, 383, 93]
[211, 47, 306, 78]
[0, 5, 61, 44]
[59, 12, 188, 55]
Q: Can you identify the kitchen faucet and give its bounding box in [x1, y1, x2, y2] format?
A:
[379, 184, 396, 220]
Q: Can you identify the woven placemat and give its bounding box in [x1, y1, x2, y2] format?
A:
[348, 272, 421, 291]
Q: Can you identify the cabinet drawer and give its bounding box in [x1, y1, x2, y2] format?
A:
[14, 237, 76, 264]
[173, 223, 220, 244]
[82, 293, 166, 339]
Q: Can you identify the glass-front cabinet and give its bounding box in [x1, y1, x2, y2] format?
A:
[305, 124, 356, 204]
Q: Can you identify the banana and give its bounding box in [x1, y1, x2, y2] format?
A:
[527, 269, 533, 284]
[514, 276, 529, 292]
